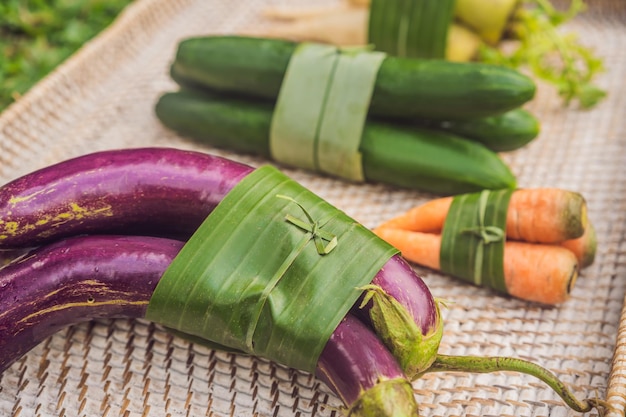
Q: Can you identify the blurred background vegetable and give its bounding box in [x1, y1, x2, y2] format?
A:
[0, 0, 132, 111]
[478, 0, 606, 109]
[260, 0, 606, 109]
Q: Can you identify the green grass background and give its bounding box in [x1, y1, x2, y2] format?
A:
[0, 0, 131, 112]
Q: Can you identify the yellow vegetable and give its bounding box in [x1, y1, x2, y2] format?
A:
[260, 5, 481, 61]
[454, 0, 519, 44]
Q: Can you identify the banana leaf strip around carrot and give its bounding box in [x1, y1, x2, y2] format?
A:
[439, 189, 512, 292]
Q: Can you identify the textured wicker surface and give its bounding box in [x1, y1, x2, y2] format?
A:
[0, 0, 624, 416]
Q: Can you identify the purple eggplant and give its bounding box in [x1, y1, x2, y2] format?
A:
[0, 235, 419, 416]
[317, 315, 419, 416]
[0, 235, 183, 374]
[0, 147, 252, 248]
[358, 256, 443, 378]
[0, 147, 444, 378]
[0, 149, 607, 415]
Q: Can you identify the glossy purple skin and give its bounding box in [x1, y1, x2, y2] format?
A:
[0, 235, 407, 412]
[0, 235, 184, 374]
[0, 148, 436, 407]
[0, 147, 253, 248]
[316, 315, 405, 406]
[0, 147, 439, 337]
[362, 254, 439, 336]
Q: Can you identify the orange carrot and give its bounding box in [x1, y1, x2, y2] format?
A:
[374, 228, 578, 305]
[376, 189, 587, 244]
[375, 228, 442, 271]
[561, 221, 597, 269]
[376, 197, 453, 234]
[503, 241, 578, 305]
[507, 188, 587, 243]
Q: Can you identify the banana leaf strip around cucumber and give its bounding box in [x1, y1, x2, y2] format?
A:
[169, 35, 536, 121]
[155, 89, 517, 195]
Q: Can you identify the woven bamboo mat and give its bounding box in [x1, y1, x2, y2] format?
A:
[0, 0, 624, 416]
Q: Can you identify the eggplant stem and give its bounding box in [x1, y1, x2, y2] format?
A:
[423, 354, 609, 414]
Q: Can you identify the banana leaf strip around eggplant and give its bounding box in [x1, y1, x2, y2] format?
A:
[146, 165, 398, 372]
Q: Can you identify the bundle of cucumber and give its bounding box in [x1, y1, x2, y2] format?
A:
[156, 36, 539, 195]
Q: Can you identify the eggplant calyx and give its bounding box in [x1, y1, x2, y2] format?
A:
[358, 285, 444, 379]
[347, 377, 419, 417]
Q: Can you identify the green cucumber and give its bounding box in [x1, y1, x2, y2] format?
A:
[172, 52, 540, 153]
[435, 108, 540, 152]
[155, 89, 517, 195]
[169, 36, 536, 121]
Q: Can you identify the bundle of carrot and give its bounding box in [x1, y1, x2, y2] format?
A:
[373, 188, 597, 305]
[259, 0, 606, 108]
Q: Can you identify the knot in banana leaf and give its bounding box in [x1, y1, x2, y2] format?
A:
[460, 189, 505, 285]
[462, 225, 505, 244]
[461, 190, 505, 245]
[277, 194, 338, 255]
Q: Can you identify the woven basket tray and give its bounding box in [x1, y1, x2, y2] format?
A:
[0, 0, 624, 416]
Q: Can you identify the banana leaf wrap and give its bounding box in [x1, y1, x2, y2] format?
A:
[270, 43, 334, 172]
[439, 189, 513, 292]
[368, 0, 456, 59]
[270, 43, 386, 182]
[146, 165, 399, 372]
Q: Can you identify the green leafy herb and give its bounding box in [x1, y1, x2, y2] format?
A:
[0, 0, 131, 111]
[478, 0, 606, 109]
